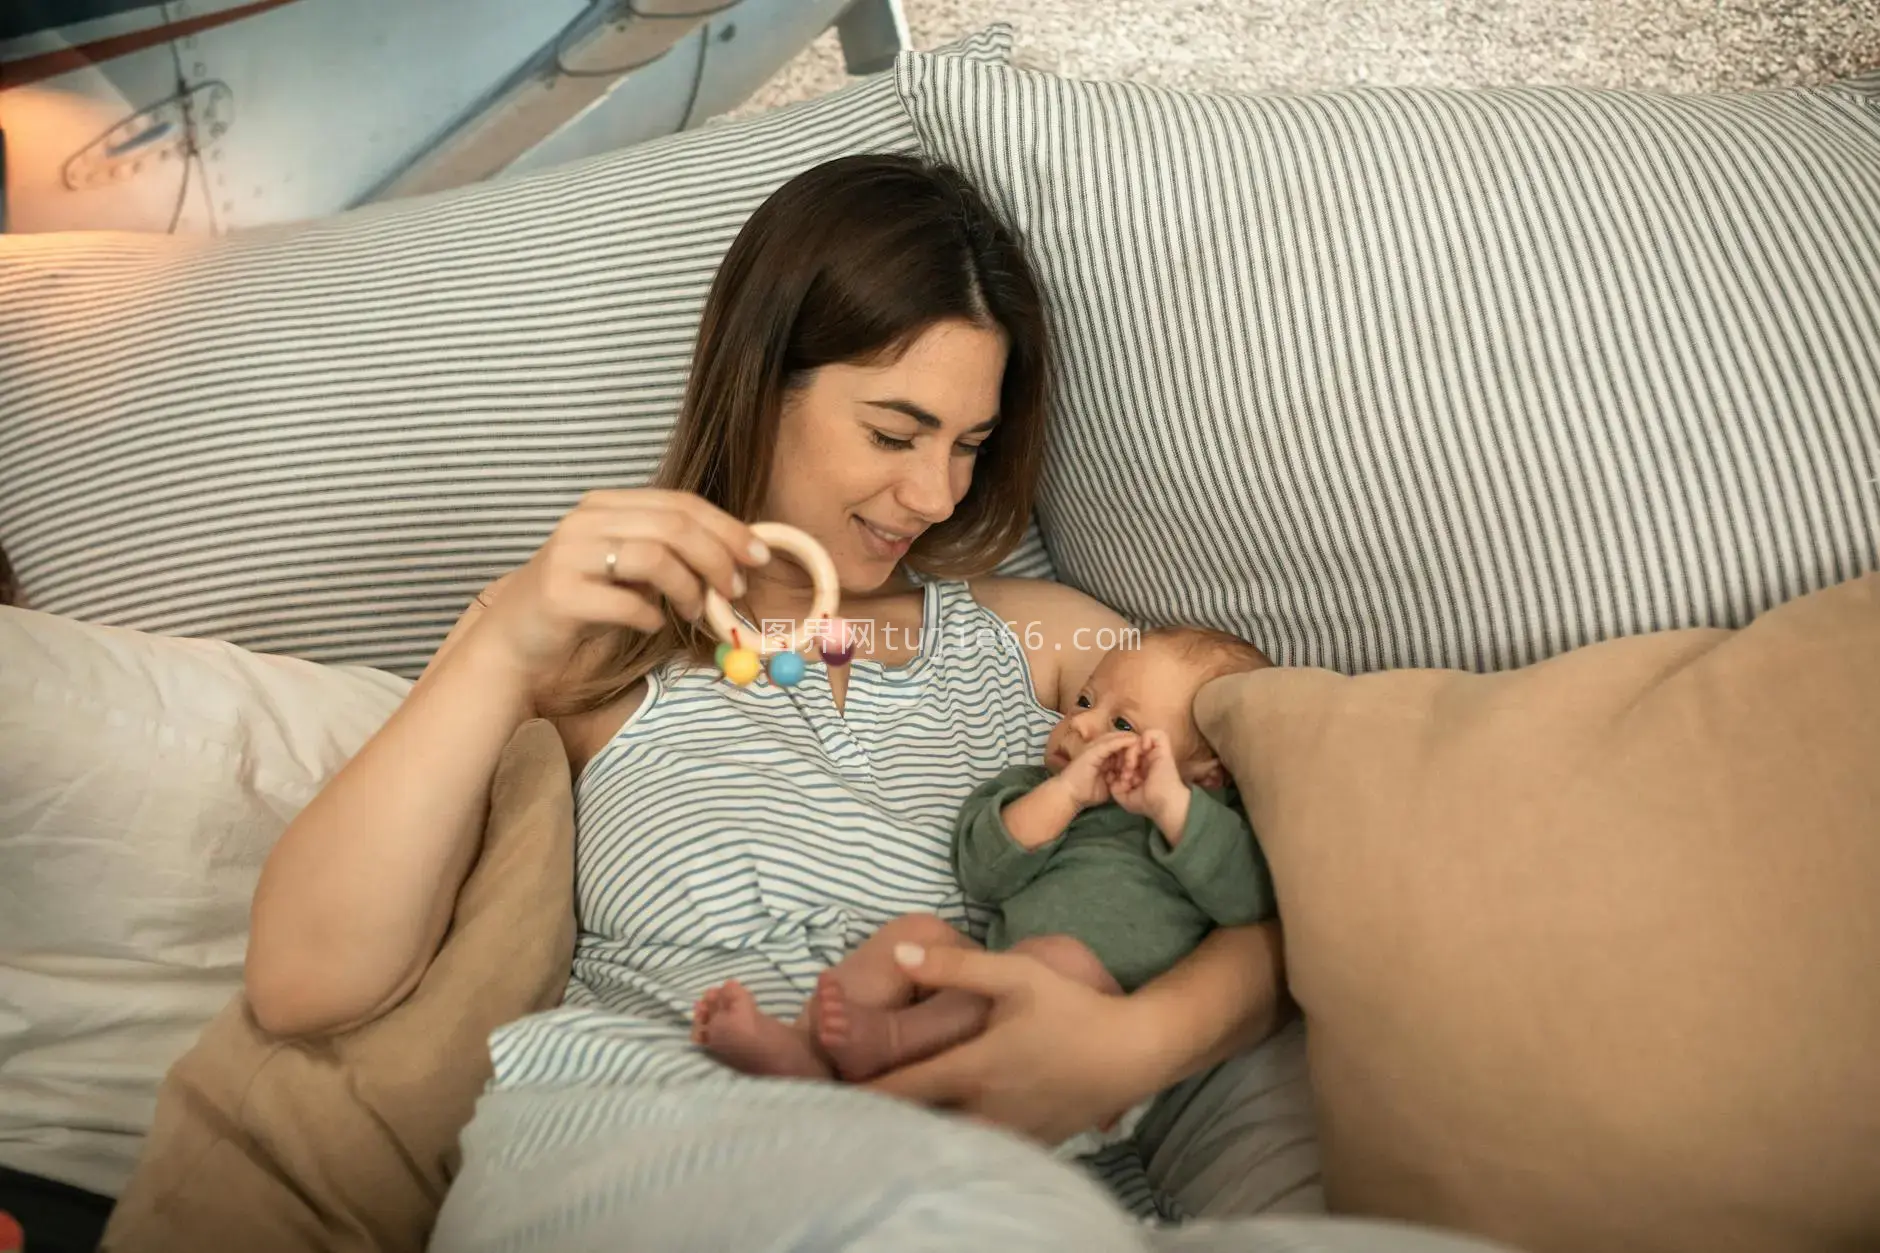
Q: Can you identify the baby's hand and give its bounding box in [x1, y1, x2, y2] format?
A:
[1109, 730, 1188, 828]
[1056, 731, 1141, 809]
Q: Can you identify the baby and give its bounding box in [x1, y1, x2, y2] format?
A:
[690, 624, 1278, 1086]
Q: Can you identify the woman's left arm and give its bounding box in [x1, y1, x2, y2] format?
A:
[868, 921, 1289, 1144]
[1128, 921, 1289, 1084]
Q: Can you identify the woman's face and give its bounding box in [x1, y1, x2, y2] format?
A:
[763, 317, 1009, 592]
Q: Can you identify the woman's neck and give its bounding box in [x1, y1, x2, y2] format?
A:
[738, 565, 918, 626]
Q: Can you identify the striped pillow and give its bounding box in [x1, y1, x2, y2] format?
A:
[900, 56, 1880, 673]
[0, 26, 1050, 679]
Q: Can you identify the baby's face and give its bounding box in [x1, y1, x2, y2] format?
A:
[1044, 639, 1211, 778]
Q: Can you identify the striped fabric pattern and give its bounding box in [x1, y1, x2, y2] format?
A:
[900, 56, 1880, 674]
[477, 571, 1180, 1204]
[479, 574, 1169, 1212]
[434, 1081, 1157, 1253]
[435, 1084, 1494, 1252]
[487, 578, 1056, 1092]
[0, 25, 1050, 679]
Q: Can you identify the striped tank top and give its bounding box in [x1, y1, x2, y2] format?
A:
[488, 577, 1061, 1092]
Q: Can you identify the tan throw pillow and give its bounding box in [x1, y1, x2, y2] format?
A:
[1194, 573, 1880, 1253]
[101, 719, 576, 1253]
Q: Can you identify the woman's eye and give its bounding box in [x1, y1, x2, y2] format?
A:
[1113, 717, 1134, 732]
[953, 441, 987, 458]
[869, 430, 916, 451]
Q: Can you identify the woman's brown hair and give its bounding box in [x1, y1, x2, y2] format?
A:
[0, 543, 18, 609]
[547, 153, 1052, 717]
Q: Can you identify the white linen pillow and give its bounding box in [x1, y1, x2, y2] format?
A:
[0, 608, 410, 1198]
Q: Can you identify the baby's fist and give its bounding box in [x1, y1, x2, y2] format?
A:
[1113, 730, 1187, 822]
[1058, 731, 1139, 808]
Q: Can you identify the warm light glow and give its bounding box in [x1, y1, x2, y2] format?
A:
[0, 81, 195, 233]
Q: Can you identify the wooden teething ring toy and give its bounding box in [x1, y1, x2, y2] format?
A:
[700, 522, 843, 686]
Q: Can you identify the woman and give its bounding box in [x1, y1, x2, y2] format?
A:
[245, 154, 1306, 1232]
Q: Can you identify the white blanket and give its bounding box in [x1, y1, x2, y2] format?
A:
[429, 1069, 1515, 1253]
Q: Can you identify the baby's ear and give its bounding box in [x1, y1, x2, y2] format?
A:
[1189, 756, 1227, 790]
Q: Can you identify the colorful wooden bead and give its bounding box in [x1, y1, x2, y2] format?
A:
[819, 618, 853, 667]
[767, 650, 806, 687]
[721, 647, 761, 686]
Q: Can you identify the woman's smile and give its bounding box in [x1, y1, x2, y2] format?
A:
[855, 514, 917, 560]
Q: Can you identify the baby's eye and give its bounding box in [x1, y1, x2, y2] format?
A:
[1112, 717, 1134, 732]
[1075, 693, 1091, 709]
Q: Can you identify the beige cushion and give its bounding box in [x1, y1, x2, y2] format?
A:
[1194, 573, 1880, 1253]
[100, 719, 575, 1253]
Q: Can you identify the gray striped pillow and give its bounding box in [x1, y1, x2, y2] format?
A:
[0, 25, 1051, 679]
[901, 55, 1880, 673]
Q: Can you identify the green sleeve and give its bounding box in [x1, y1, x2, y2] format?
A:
[953, 764, 1063, 905]
[1149, 786, 1277, 926]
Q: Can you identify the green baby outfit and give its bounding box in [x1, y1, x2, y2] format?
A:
[952, 764, 1277, 992]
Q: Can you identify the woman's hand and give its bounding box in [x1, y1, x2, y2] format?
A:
[867, 925, 1290, 1145]
[865, 942, 1163, 1144]
[473, 489, 771, 688]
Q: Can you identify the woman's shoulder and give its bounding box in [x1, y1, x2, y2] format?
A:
[964, 575, 1131, 711]
[551, 678, 648, 781]
[965, 574, 1115, 621]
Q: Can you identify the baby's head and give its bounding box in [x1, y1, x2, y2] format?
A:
[1045, 626, 1272, 788]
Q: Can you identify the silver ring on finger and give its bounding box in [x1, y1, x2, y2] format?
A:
[603, 544, 622, 583]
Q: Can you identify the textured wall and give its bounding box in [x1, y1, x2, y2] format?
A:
[726, 0, 1880, 120]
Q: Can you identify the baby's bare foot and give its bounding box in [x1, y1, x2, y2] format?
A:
[690, 982, 734, 1045]
[812, 969, 902, 1082]
[694, 979, 832, 1080]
